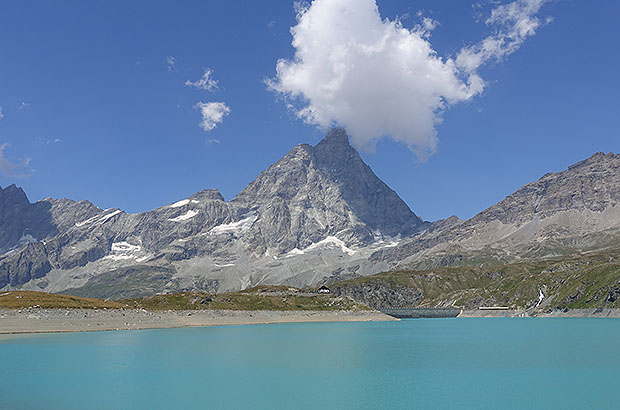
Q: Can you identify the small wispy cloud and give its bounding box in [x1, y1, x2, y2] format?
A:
[167, 56, 177, 71]
[0, 143, 33, 178]
[0, 107, 4, 120]
[456, 0, 551, 74]
[196, 102, 231, 132]
[35, 137, 62, 146]
[185, 69, 219, 92]
[18, 102, 30, 110]
[206, 138, 221, 144]
[267, 20, 277, 36]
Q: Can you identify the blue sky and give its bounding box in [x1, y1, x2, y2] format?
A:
[0, 0, 618, 221]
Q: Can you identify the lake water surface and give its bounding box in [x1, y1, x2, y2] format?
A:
[1, 318, 619, 410]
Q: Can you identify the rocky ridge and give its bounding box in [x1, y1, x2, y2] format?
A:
[0, 129, 425, 295]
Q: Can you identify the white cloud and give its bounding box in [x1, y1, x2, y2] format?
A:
[196, 102, 231, 132]
[167, 56, 176, 71]
[18, 101, 30, 110]
[0, 143, 33, 178]
[0, 107, 3, 120]
[185, 69, 219, 92]
[206, 138, 221, 144]
[456, 0, 550, 74]
[269, 0, 549, 158]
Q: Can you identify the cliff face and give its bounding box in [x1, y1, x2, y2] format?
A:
[0, 184, 57, 253]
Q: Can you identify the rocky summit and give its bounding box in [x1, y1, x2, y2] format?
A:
[1, 130, 619, 299]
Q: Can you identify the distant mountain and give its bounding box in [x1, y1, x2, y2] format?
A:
[372, 151, 620, 267]
[230, 128, 424, 254]
[1, 130, 618, 298]
[0, 128, 424, 296]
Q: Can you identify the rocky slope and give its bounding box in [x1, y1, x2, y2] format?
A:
[371, 152, 620, 268]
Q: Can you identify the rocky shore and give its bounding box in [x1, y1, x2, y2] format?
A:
[0, 308, 396, 335]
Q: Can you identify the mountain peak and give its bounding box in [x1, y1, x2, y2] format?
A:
[568, 151, 619, 171]
[317, 127, 350, 148]
[231, 127, 423, 253]
[0, 183, 29, 205]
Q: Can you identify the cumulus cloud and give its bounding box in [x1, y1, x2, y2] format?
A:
[185, 69, 219, 91]
[196, 102, 231, 132]
[0, 143, 33, 178]
[269, 0, 549, 158]
[166, 56, 176, 71]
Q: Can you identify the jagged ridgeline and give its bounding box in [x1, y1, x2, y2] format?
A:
[1, 129, 619, 304]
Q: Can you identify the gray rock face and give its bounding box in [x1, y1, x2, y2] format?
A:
[332, 279, 423, 309]
[0, 184, 57, 253]
[469, 152, 620, 225]
[231, 128, 423, 254]
[0, 242, 52, 288]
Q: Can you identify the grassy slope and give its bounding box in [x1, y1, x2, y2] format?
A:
[121, 286, 369, 311]
[332, 249, 620, 310]
[0, 286, 369, 311]
[0, 291, 126, 309]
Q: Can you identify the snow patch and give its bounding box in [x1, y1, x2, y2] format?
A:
[75, 214, 99, 227]
[98, 210, 122, 224]
[535, 288, 545, 307]
[169, 209, 199, 222]
[306, 236, 356, 256]
[169, 199, 190, 208]
[104, 241, 149, 262]
[208, 212, 257, 235]
[214, 263, 235, 268]
[285, 248, 305, 257]
[75, 210, 122, 227]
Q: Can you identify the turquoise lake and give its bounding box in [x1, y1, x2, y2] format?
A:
[1, 318, 619, 410]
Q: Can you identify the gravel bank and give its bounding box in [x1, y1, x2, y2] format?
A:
[0, 308, 396, 334]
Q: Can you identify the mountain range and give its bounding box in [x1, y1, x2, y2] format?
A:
[1, 128, 619, 300]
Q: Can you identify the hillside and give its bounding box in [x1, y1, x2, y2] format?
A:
[332, 248, 620, 311]
[0, 291, 126, 309]
[0, 287, 369, 312]
[121, 286, 368, 311]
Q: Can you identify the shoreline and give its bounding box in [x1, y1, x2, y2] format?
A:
[3, 307, 619, 336]
[458, 308, 620, 318]
[0, 308, 396, 335]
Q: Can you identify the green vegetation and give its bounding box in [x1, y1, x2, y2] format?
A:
[333, 249, 620, 310]
[1, 286, 369, 311]
[121, 286, 369, 311]
[60, 265, 177, 300]
[0, 291, 126, 309]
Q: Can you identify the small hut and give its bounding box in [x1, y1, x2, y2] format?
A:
[317, 285, 330, 294]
